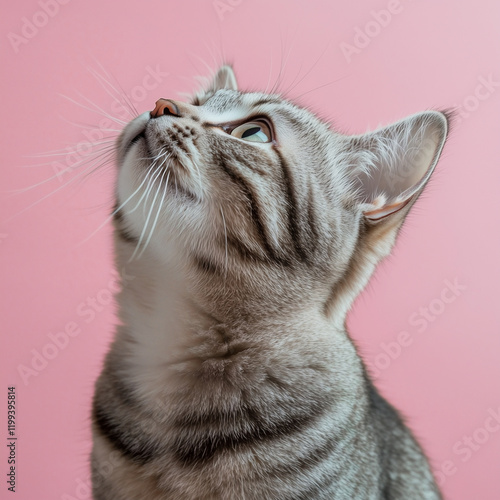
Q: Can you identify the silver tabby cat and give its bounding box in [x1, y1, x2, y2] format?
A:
[91, 65, 448, 499]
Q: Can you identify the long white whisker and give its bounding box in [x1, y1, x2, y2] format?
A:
[59, 93, 127, 126]
[138, 154, 169, 217]
[77, 162, 158, 246]
[283, 40, 331, 97]
[56, 113, 122, 132]
[80, 150, 118, 181]
[73, 89, 130, 124]
[130, 161, 165, 215]
[264, 54, 274, 94]
[91, 59, 140, 117]
[293, 76, 349, 100]
[12, 146, 115, 175]
[130, 166, 168, 261]
[187, 50, 215, 78]
[4, 147, 116, 221]
[137, 170, 170, 259]
[11, 148, 115, 194]
[277, 31, 294, 93]
[141, 151, 170, 206]
[23, 141, 115, 159]
[133, 147, 169, 164]
[86, 65, 136, 119]
[271, 33, 287, 95]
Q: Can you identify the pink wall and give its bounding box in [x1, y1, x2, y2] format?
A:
[1, 1, 499, 498]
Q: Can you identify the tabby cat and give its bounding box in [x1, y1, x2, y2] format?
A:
[91, 65, 449, 499]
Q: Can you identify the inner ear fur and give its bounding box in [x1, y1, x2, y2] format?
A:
[345, 111, 449, 221]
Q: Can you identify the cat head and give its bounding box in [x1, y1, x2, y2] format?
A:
[114, 65, 449, 323]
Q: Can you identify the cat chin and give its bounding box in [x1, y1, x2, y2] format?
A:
[115, 158, 206, 260]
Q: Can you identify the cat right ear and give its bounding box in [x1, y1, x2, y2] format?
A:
[191, 65, 238, 105]
[343, 111, 449, 222]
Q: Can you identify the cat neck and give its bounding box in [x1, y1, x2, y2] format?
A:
[113, 240, 357, 403]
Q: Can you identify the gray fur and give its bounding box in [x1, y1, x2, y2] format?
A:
[91, 65, 448, 499]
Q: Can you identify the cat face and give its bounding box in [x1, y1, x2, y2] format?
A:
[114, 66, 448, 321]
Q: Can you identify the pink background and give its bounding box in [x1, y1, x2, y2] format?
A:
[1, 1, 499, 499]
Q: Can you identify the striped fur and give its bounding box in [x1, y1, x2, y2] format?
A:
[91, 65, 448, 499]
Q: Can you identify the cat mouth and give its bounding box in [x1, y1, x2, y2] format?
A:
[123, 129, 147, 157]
[122, 120, 200, 202]
[126, 125, 188, 165]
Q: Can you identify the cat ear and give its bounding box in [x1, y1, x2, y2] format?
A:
[345, 111, 449, 221]
[211, 64, 238, 92]
[191, 65, 238, 105]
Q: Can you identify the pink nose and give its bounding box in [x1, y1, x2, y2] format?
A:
[151, 99, 180, 118]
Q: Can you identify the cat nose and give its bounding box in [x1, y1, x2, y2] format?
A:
[151, 99, 181, 118]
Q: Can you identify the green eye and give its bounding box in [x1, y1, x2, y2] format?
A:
[230, 121, 272, 143]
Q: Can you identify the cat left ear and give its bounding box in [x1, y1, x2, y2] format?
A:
[191, 65, 238, 105]
[346, 111, 449, 221]
[211, 64, 238, 92]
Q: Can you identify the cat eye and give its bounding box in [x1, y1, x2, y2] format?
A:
[230, 121, 273, 143]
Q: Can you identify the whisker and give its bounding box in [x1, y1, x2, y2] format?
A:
[135, 158, 167, 217]
[130, 165, 168, 260]
[137, 170, 170, 259]
[73, 89, 131, 125]
[13, 148, 115, 174]
[11, 148, 115, 194]
[133, 147, 169, 165]
[77, 161, 159, 246]
[278, 26, 296, 91]
[22, 141, 115, 159]
[79, 150, 117, 182]
[264, 54, 274, 95]
[57, 113, 122, 133]
[4, 147, 117, 221]
[187, 50, 215, 80]
[293, 76, 350, 100]
[59, 93, 127, 126]
[202, 41, 223, 73]
[281, 60, 304, 98]
[86, 64, 137, 120]
[271, 29, 293, 95]
[91, 58, 140, 118]
[282, 40, 331, 97]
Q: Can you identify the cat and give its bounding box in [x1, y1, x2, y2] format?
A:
[91, 64, 449, 499]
